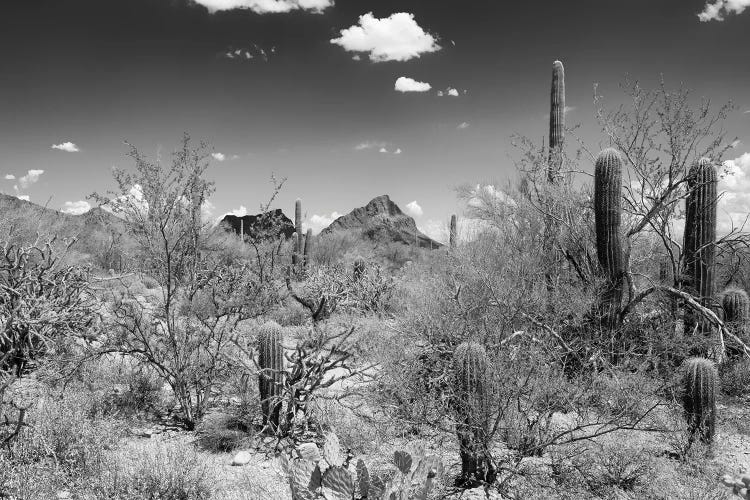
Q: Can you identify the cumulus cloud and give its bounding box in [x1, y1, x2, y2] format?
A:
[355, 141, 386, 151]
[4, 174, 14, 180]
[221, 44, 274, 62]
[718, 152, 750, 233]
[61, 200, 91, 215]
[467, 184, 517, 210]
[418, 219, 447, 243]
[447, 87, 459, 97]
[19, 169, 44, 189]
[405, 200, 423, 217]
[394, 76, 431, 93]
[698, 0, 750, 20]
[225, 205, 248, 218]
[303, 211, 342, 234]
[457, 122, 470, 129]
[331, 12, 440, 62]
[394, 148, 402, 154]
[51, 142, 79, 153]
[192, 0, 332, 14]
[378, 147, 388, 153]
[17, 195, 30, 202]
[101, 184, 148, 216]
[212, 152, 227, 162]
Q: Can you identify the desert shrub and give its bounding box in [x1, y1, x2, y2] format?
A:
[720, 359, 750, 397]
[89, 443, 212, 500]
[573, 447, 653, 495]
[196, 412, 252, 452]
[312, 229, 371, 267]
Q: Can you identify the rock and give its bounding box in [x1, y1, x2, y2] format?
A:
[132, 428, 154, 438]
[56, 491, 72, 499]
[221, 209, 295, 241]
[232, 450, 253, 466]
[297, 442, 321, 462]
[321, 195, 442, 249]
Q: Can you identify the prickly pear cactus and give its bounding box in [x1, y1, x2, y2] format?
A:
[257, 321, 284, 431]
[594, 148, 625, 327]
[278, 433, 442, 500]
[682, 357, 717, 444]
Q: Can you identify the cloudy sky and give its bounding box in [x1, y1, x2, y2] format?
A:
[0, 0, 749, 240]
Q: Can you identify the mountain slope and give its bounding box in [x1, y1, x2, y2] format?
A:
[322, 195, 442, 249]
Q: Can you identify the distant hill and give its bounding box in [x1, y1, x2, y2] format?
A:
[220, 209, 295, 240]
[322, 194, 442, 249]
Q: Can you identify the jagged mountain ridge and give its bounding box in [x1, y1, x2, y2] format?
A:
[322, 194, 442, 249]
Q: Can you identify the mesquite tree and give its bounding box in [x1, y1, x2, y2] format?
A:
[93, 135, 283, 429]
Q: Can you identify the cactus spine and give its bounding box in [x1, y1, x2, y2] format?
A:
[449, 215, 457, 249]
[684, 158, 718, 334]
[594, 148, 625, 325]
[452, 342, 495, 486]
[682, 357, 717, 444]
[257, 321, 284, 431]
[548, 60, 565, 181]
[303, 228, 313, 267]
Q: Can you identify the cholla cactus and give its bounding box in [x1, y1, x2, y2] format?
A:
[352, 258, 366, 280]
[452, 341, 495, 485]
[594, 148, 625, 326]
[258, 321, 284, 431]
[279, 433, 442, 500]
[682, 357, 717, 444]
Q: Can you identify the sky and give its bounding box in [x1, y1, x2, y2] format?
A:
[1, 0, 749, 241]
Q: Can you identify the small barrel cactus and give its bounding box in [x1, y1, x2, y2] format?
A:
[594, 148, 625, 326]
[452, 341, 495, 486]
[258, 321, 284, 431]
[722, 288, 749, 325]
[682, 357, 717, 444]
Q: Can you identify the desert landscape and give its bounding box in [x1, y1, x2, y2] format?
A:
[2, 1, 750, 499]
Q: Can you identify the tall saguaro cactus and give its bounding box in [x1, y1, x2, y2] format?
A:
[594, 148, 625, 325]
[293, 199, 303, 266]
[302, 228, 313, 267]
[684, 158, 718, 335]
[452, 342, 495, 486]
[449, 214, 457, 249]
[682, 357, 717, 444]
[258, 321, 284, 431]
[548, 60, 565, 182]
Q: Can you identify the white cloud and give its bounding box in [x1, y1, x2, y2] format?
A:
[718, 152, 750, 233]
[418, 219, 447, 244]
[225, 205, 248, 218]
[698, 0, 750, 20]
[457, 122, 470, 129]
[405, 200, 423, 217]
[304, 211, 341, 234]
[331, 12, 440, 62]
[17, 195, 30, 202]
[201, 200, 216, 221]
[355, 141, 386, 151]
[51, 142, 79, 153]
[18, 169, 44, 189]
[379, 147, 388, 153]
[4, 174, 14, 180]
[212, 152, 226, 162]
[447, 87, 459, 97]
[394, 148, 402, 154]
[101, 184, 148, 216]
[564, 105, 576, 114]
[61, 200, 91, 215]
[192, 0, 332, 14]
[394, 76, 431, 93]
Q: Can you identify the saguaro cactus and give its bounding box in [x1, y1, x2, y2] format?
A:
[548, 60, 565, 181]
[303, 228, 313, 267]
[257, 321, 284, 431]
[452, 342, 495, 486]
[684, 158, 718, 333]
[594, 148, 625, 325]
[682, 357, 717, 444]
[723, 288, 749, 325]
[293, 199, 303, 266]
[449, 214, 457, 249]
